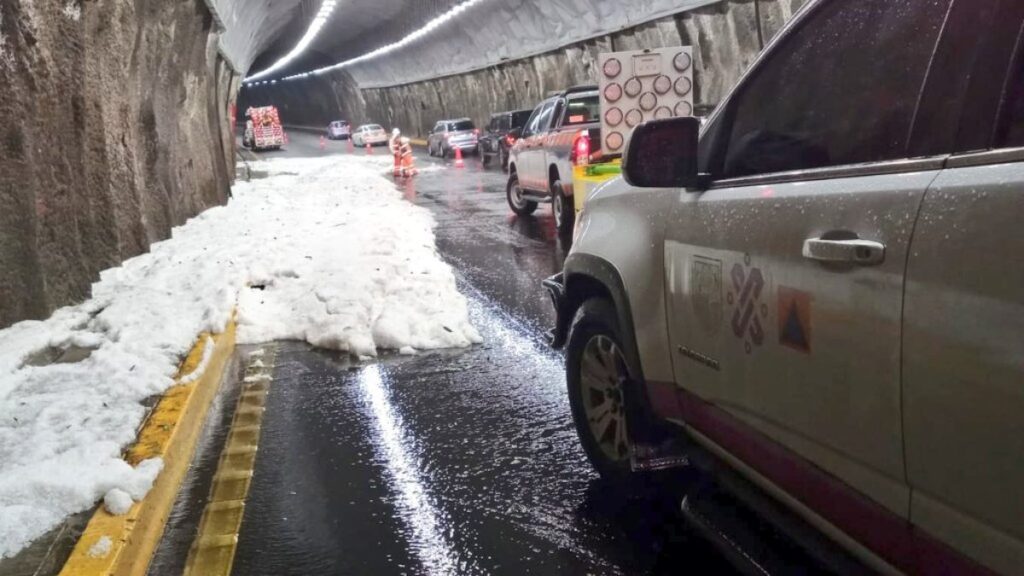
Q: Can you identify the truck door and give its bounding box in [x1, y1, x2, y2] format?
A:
[903, 4, 1024, 572]
[663, 0, 953, 535]
[520, 100, 555, 191]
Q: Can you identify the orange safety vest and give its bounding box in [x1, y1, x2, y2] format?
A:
[399, 141, 417, 177]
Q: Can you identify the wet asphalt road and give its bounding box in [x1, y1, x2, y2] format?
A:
[150, 130, 829, 575]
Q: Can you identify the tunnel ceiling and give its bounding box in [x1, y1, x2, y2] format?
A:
[227, 0, 720, 88]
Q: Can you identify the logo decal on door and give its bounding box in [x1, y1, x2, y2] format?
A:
[727, 257, 766, 354]
[690, 256, 722, 335]
[778, 287, 812, 353]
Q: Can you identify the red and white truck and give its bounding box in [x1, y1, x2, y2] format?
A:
[242, 106, 285, 151]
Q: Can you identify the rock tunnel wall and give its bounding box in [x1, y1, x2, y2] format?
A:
[243, 0, 809, 139]
[0, 0, 241, 328]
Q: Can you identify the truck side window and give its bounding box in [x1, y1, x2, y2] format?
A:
[534, 102, 555, 134]
[523, 102, 550, 137]
[719, 0, 952, 178]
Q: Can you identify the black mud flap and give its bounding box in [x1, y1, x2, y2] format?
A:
[541, 272, 568, 349]
[630, 437, 691, 473]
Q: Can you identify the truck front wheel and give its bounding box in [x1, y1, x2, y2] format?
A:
[506, 172, 537, 216]
[566, 298, 636, 481]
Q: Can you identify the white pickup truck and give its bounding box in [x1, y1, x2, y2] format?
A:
[506, 86, 601, 232]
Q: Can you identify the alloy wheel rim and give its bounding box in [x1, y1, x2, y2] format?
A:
[554, 192, 563, 225]
[511, 181, 525, 208]
[580, 335, 630, 463]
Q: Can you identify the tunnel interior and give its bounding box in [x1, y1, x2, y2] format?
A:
[0, 0, 806, 328]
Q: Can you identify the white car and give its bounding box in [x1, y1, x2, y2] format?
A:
[546, 0, 1024, 574]
[351, 124, 389, 147]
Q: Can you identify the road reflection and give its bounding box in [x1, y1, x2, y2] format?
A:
[358, 364, 470, 575]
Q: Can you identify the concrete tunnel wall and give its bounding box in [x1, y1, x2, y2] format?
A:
[242, 0, 809, 141]
[0, 0, 292, 328]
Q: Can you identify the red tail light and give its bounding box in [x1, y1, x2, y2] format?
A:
[505, 134, 516, 146]
[571, 132, 591, 167]
[473, 128, 480, 136]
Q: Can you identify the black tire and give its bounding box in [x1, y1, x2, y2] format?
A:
[506, 172, 538, 215]
[552, 179, 575, 233]
[480, 144, 491, 166]
[499, 147, 509, 172]
[566, 299, 639, 481]
[443, 146, 451, 159]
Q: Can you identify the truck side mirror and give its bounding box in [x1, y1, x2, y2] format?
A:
[622, 117, 701, 189]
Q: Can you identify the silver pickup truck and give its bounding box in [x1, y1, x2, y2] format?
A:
[506, 86, 601, 232]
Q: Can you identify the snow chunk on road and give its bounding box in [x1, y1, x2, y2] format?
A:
[87, 535, 112, 558]
[103, 489, 133, 516]
[0, 155, 479, 558]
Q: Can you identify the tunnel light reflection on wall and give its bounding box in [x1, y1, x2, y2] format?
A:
[244, 0, 339, 83]
[267, 0, 485, 83]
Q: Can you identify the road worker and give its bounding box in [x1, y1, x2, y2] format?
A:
[390, 128, 402, 176]
[399, 137, 418, 178]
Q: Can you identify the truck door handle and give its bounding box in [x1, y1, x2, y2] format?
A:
[802, 237, 885, 265]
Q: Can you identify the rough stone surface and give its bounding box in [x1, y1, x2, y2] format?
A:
[241, 0, 809, 139]
[0, 0, 239, 328]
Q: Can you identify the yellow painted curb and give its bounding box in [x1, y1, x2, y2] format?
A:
[60, 319, 238, 576]
[409, 138, 428, 147]
[183, 346, 276, 576]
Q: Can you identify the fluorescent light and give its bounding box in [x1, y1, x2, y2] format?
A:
[279, 0, 485, 82]
[244, 0, 339, 82]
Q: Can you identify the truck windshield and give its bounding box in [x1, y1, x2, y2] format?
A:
[563, 95, 599, 126]
[451, 120, 475, 131]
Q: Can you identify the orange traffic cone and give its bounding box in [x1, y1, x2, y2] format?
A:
[319, 136, 326, 150]
[365, 141, 373, 155]
[347, 137, 354, 153]
[454, 146, 465, 168]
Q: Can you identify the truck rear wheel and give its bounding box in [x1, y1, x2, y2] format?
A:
[507, 172, 537, 216]
[553, 180, 575, 233]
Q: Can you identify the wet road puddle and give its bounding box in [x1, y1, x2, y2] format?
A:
[227, 291, 736, 576]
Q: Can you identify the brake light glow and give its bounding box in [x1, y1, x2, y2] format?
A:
[473, 129, 480, 136]
[571, 133, 591, 167]
[505, 134, 516, 146]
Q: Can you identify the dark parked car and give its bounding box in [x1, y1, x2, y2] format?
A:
[478, 109, 532, 170]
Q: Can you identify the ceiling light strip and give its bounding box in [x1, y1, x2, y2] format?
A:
[244, 0, 339, 82]
[245, 0, 485, 86]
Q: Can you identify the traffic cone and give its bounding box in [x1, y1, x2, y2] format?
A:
[319, 136, 326, 150]
[454, 147, 464, 168]
[365, 141, 373, 155]
[347, 137, 354, 153]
